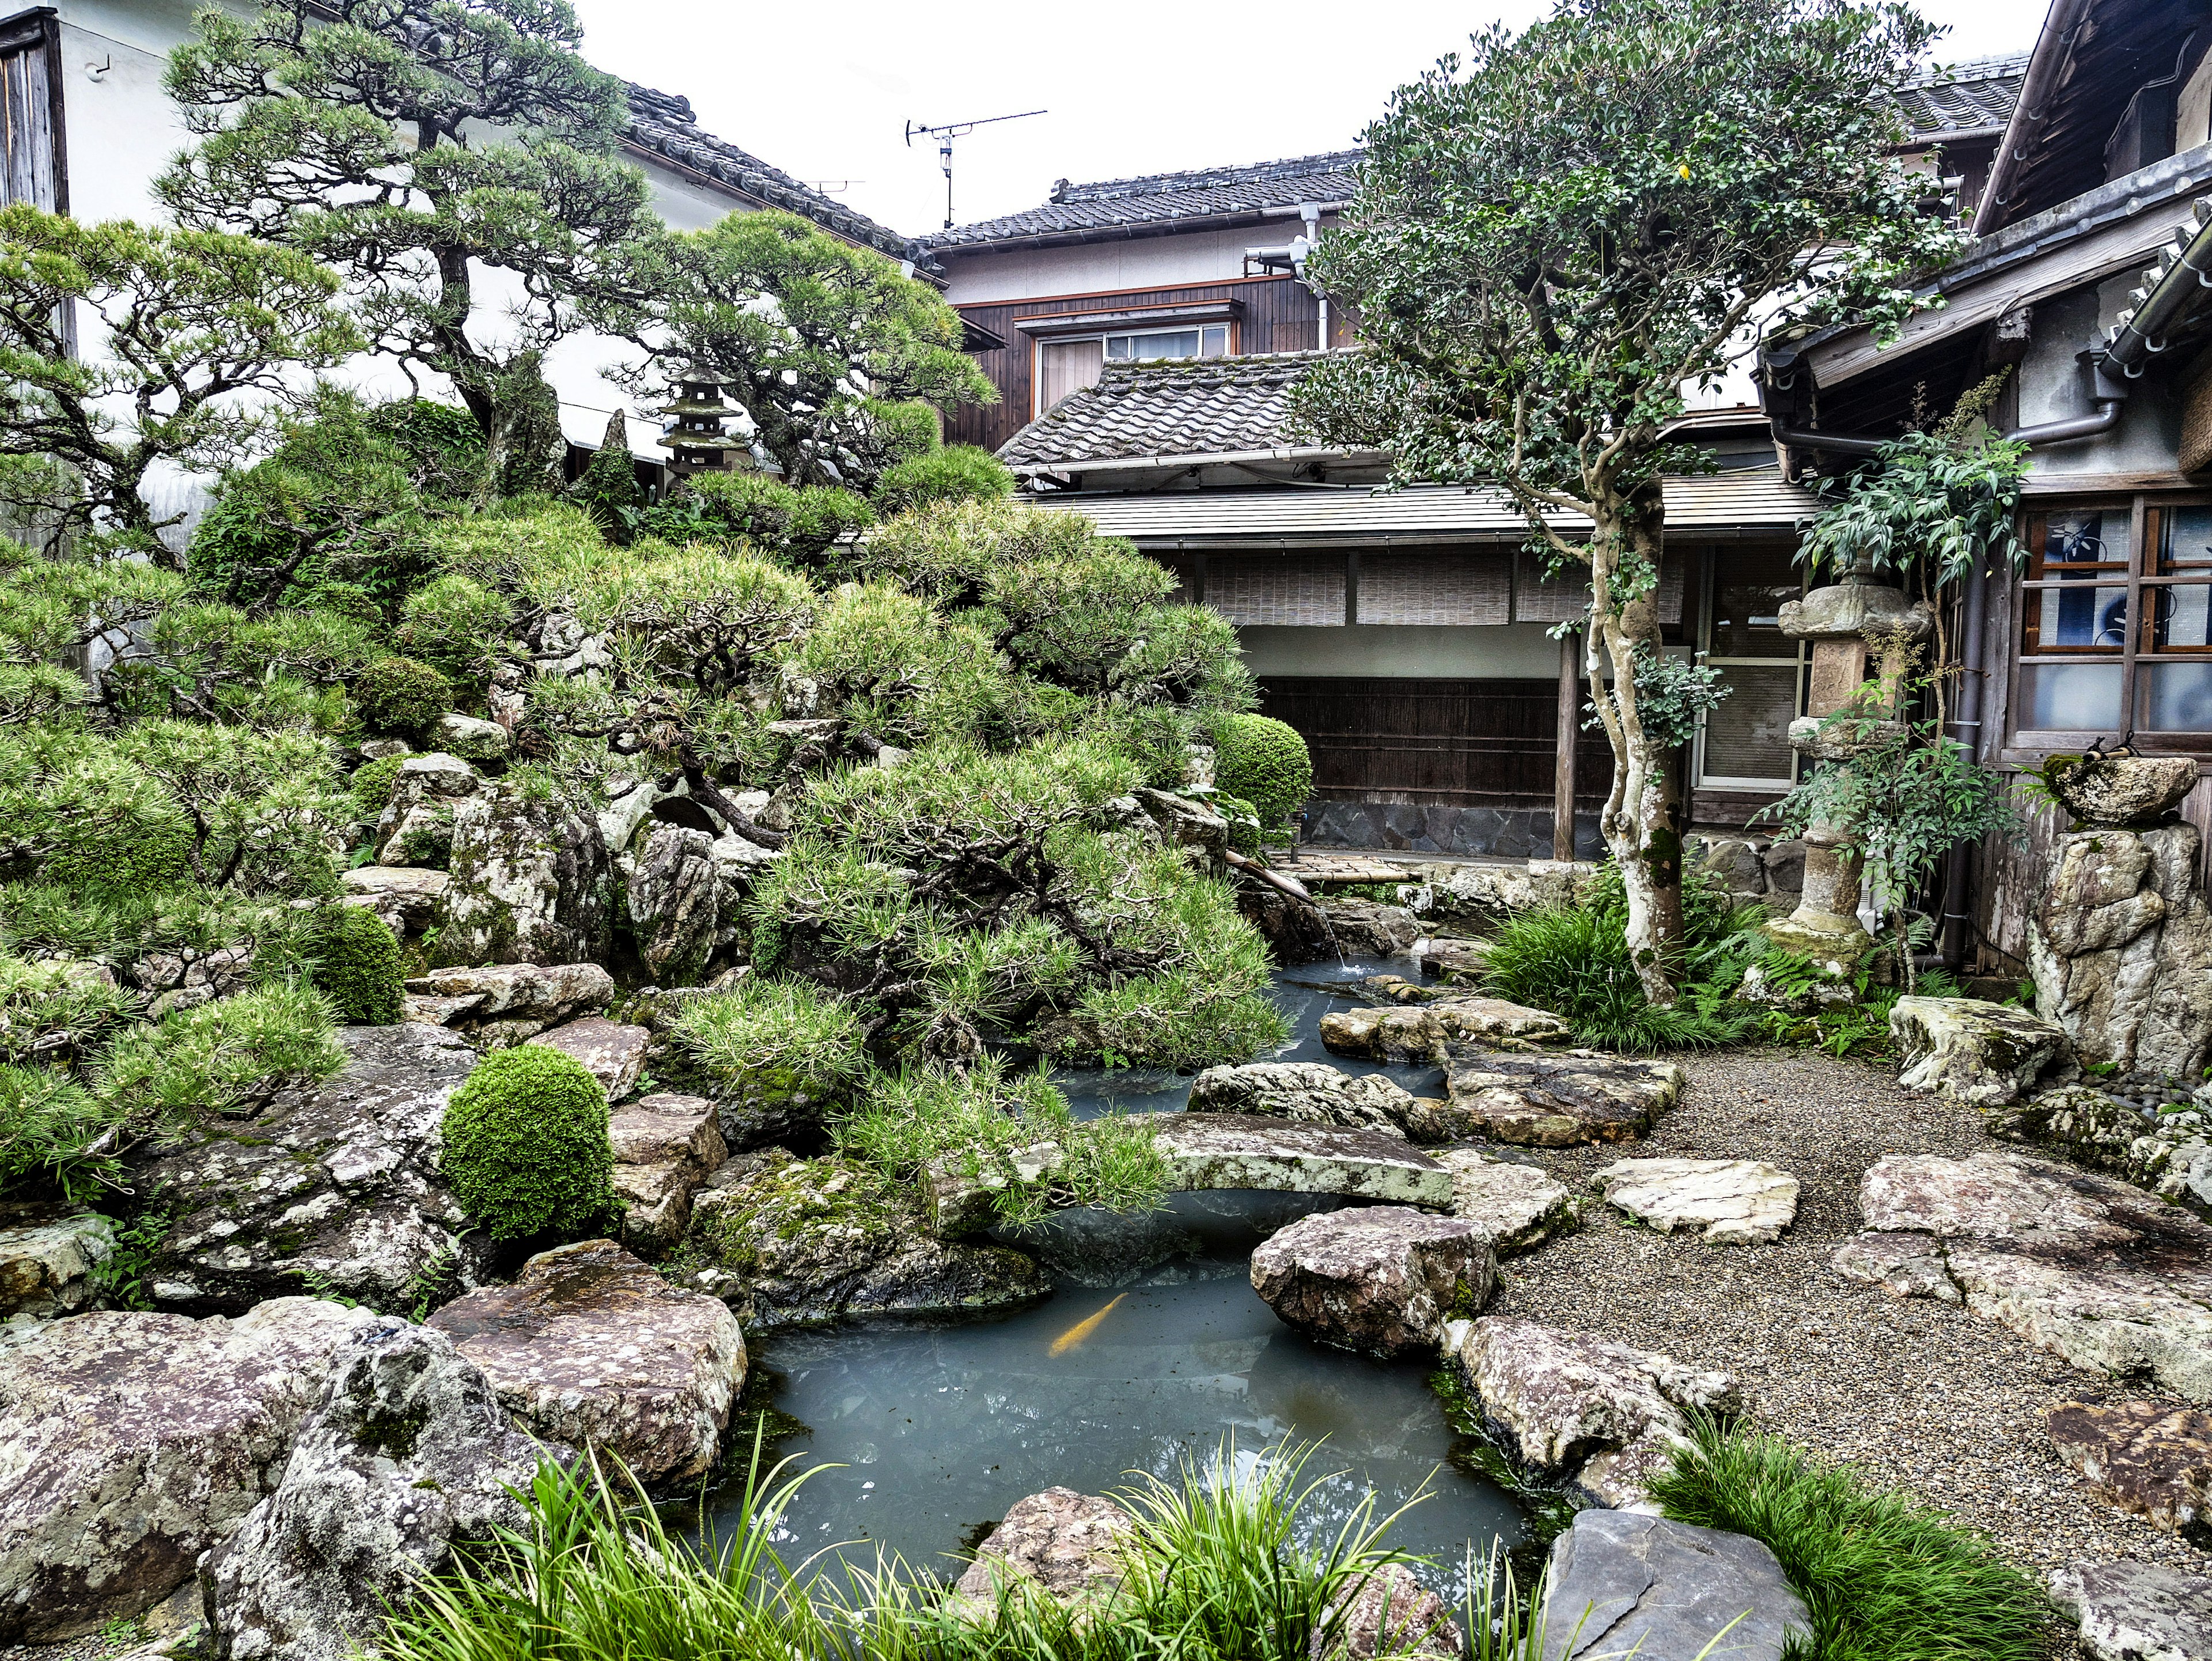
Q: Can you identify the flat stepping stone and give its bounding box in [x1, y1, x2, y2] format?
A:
[1590, 1159, 1799, 1244]
[1889, 995, 2070, 1108]
[1433, 1150, 1576, 1254]
[1445, 1315, 1738, 1509]
[427, 1238, 745, 1488]
[1835, 1150, 2212, 1401]
[1421, 1050, 1684, 1146]
[1321, 999, 1570, 1062]
[1184, 1061, 1412, 1135]
[2051, 1558, 2212, 1661]
[1250, 1206, 1495, 1357]
[1150, 1114, 1455, 1209]
[1541, 1512, 1811, 1661]
[2047, 1400, 2212, 1542]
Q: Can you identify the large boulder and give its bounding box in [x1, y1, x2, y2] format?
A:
[426, 1239, 744, 1489]
[1186, 1062, 1414, 1135]
[1410, 860, 1590, 928]
[371, 753, 479, 868]
[2046, 754, 2202, 827]
[1425, 1050, 1684, 1146]
[2050, 1558, 2212, 1661]
[2030, 824, 2212, 1081]
[2046, 1400, 2212, 1543]
[433, 712, 510, 765]
[1888, 996, 2071, 1108]
[1317, 897, 1422, 959]
[1251, 1206, 1494, 1357]
[609, 1092, 728, 1252]
[1434, 1151, 1577, 1254]
[1314, 1563, 1462, 1660]
[131, 1024, 488, 1316]
[0, 1207, 115, 1319]
[1835, 1149, 2212, 1400]
[402, 961, 615, 1048]
[525, 1016, 647, 1100]
[1446, 1316, 1738, 1509]
[339, 867, 449, 937]
[1132, 787, 1228, 865]
[429, 781, 613, 969]
[680, 1152, 1049, 1331]
[627, 824, 721, 986]
[1540, 1511, 1812, 1661]
[202, 1319, 564, 1661]
[1589, 1159, 1800, 1246]
[0, 1298, 376, 1641]
[950, 1487, 1132, 1614]
[1232, 866, 1336, 964]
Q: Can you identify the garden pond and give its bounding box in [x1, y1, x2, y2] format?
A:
[700, 960, 1533, 1596]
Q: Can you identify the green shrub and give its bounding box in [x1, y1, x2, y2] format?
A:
[350, 753, 407, 816]
[870, 445, 1014, 515]
[440, 1045, 613, 1241]
[672, 976, 868, 1111]
[0, 1064, 122, 1200]
[1650, 1416, 2049, 1661]
[1482, 896, 1755, 1053]
[305, 903, 404, 1024]
[354, 655, 452, 736]
[96, 984, 345, 1122]
[43, 815, 194, 896]
[566, 429, 644, 543]
[1211, 713, 1313, 831]
[0, 955, 137, 1064]
[368, 398, 487, 500]
[395, 574, 513, 697]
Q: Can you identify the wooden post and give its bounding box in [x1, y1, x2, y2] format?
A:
[1554, 629, 1580, 861]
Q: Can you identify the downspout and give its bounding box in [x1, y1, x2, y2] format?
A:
[1301, 202, 1327, 350]
[1940, 553, 1991, 968]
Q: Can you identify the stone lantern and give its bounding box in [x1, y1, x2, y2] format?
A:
[1763, 553, 1933, 972]
[658, 368, 744, 480]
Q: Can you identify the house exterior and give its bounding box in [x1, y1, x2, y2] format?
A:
[0, 1, 936, 528]
[1759, 0, 2212, 975]
[925, 59, 2026, 858]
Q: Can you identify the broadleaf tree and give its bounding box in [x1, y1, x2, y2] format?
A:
[0, 206, 361, 562]
[604, 209, 994, 491]
[158, 0, 657, 490]
[1294, 0, 1964, 1003]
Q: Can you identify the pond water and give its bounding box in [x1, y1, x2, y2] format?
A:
[701, 961, 1525, 1596]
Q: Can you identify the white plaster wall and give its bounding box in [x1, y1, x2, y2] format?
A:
[2016, 281, 2187, 482]
[938, 214, 1324, 305]
[49, 0, 780, 467]
[1237, 622, 1562, 680]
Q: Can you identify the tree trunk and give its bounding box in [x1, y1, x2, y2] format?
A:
[1584, 480, 1684, 1006]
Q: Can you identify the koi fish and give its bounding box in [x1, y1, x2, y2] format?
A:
[1047, 1293, 1126, 1357]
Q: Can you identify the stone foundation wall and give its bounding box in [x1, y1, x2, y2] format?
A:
[1300, 800, 1605, 860]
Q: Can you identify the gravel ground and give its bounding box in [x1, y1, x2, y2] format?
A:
[1491, 1045, 2212, 1620]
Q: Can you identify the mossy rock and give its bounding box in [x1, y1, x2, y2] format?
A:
[306, 903, 406, 1025]
[439, 1045, 614, 1242]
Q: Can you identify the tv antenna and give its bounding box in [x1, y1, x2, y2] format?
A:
[906, 109, 1046, 230]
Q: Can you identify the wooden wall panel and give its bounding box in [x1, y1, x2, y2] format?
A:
[1258, 675, 1613, 807]
[949, 274, 1321, 453]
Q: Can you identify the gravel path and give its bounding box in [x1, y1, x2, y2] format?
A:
[1490, 1045, 2212, 1605]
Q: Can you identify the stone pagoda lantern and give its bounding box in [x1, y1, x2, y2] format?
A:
[659, 368, 744, 480]
[1764, 551, 1933, 973]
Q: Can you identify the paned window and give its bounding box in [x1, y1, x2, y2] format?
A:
[2015, 499, 2212, 741]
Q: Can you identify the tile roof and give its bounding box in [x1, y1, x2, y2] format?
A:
[1895, 53, 2030, 139]
[925, 150, 1363, 252]
[623, 86, 938, 272]
[999, 353, 1325, 470]
[930, 58, 2025, 255]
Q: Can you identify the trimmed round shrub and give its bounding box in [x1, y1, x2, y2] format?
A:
[872, 446, 1014, 516]
[305, 903, 404, 1025]
[1213, 713, 1313, 830]
[350, 752, 406, 816]
[354, 654, 451, 736]
[440, 1046, 613, 1242]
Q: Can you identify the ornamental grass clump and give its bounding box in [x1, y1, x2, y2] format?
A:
[1649, 1416, 2048, 1661]
[439, 1045, 614, 1242]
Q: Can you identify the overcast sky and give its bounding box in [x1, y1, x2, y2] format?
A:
[569, 0, 2041, 243]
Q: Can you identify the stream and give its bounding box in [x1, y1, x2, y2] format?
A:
[700, 960, 1529, 1596]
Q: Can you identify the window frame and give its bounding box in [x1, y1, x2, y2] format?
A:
[1031, 321, 1236, 417]
[1691, 543, 1808, 793]
[2006, 491, 2212, 756]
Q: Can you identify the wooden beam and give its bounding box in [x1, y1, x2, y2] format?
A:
[1554, 629, 1580, 861]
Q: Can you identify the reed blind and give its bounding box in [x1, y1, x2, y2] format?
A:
[1514, 551, 1685, 625]
[1358, 549, 1511, 625]
[1207, 554, 1347, 625]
